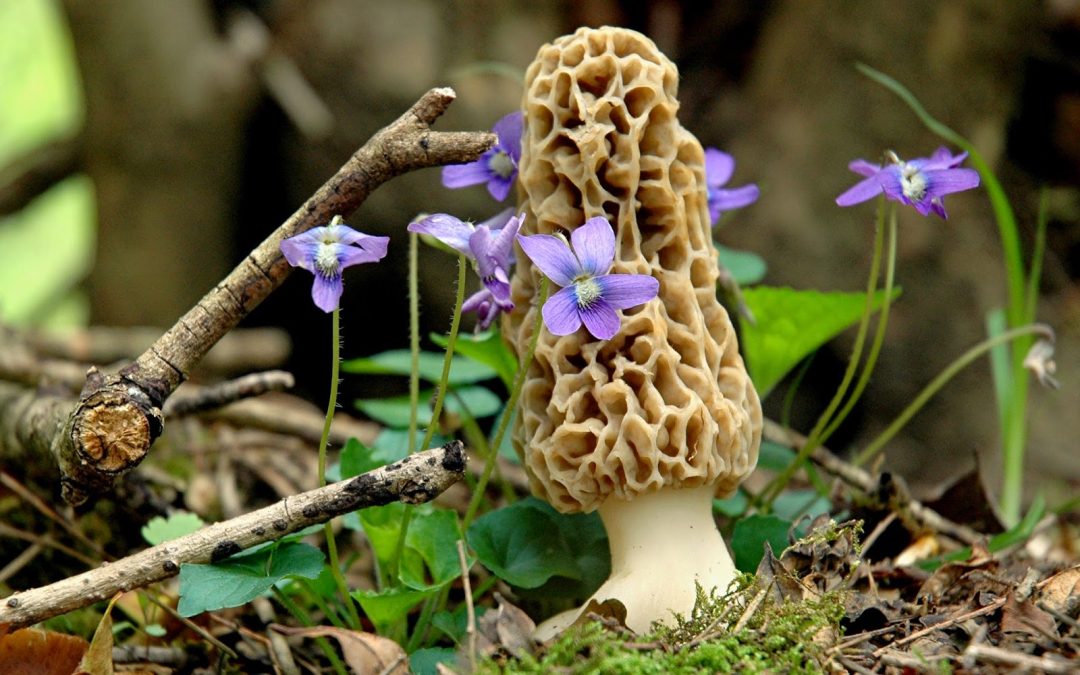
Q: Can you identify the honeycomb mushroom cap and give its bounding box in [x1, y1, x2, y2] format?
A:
[508, 26, 762, 514]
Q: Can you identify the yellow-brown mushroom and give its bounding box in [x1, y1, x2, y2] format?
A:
[506, 26, 763, 637]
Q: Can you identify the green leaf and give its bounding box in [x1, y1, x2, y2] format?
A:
[410, 648, 457, 675]
[354, 385, 501, 428]
[141, 512, 205, 545]
[468, 498, 608, 594]
[741, 286, 899, 397]
[339, 437, 383, 479]
[445, 386, 503, 420]
[713, 491, 749, 518]
[731, 515, 792, 573]
[373, 428, 450, 460]
[771, 489, 831, 524]
[431, 328, 518, 389]
[400, 509, 464, 590]
[493, 405, 520, 462]
[432, 605, 488, 645]
[756, 441, 796, 472]
[359, 502, 410, 567]
[177, 542, 324, 616]
[341, 349, 496, 385]
[351, 586, 437, 631]
[717, 244, 767, 286]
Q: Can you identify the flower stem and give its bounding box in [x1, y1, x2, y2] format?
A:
[272, 587, 349, 675]
[319, 308, 361, 630]
[463, 277, 549, 530]
[819, 203, 898, 442]
[762, 198, 887, 505]
[853, 324, 1054, 467]
[390, 254, 469, 581]
[999, 190, 1050, 523]
[407, 232, 421, 463]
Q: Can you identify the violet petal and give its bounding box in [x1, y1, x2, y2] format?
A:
[542, 286, 583, 335]
[836, 175, 885, 206]
[579, 299, 620, 340]
[705, 148, 736, 186]
[597, 274, 659, 310]
[517, 234, 579, 287]
[311, 274, 343, 313]
[570, 217, 615, 277]
[442, 161, 491, 190]
[408, 214, 474, 255]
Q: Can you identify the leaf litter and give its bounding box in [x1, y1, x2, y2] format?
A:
[470, 505, 1079, 674]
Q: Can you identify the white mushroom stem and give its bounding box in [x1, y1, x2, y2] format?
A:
[534, 484, 737, 639]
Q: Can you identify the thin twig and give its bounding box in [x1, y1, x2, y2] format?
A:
[164, 371, 295, 416]
[763, 418, 983, 546]
[0, 544, 43, 585]
[835, 654, 876, 675]
[963, 643, 1075, 674]
[457, 539, 477, 672]
[732, 586, 768, 633]
[872, 595, 1007, 656]
[0, 135, 82, 216]
[0, 442, 466, 630]
[0, 470, 105, 558]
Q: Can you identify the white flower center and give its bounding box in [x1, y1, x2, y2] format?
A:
[899, 163, 927, 202]
[488, 150, 515, 179]
[574, 277, 602, 309]
[315, 242, 340, 277]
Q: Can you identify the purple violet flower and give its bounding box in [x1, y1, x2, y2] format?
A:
[836, 147, 980, 218]
[517, 216, 660, 340]
[461, 288, 504, 331]
[705, 147, 760, 224]
[280, 216, 389, 312]
[442, 112, 523, 202]
[408, 209, 522, 324]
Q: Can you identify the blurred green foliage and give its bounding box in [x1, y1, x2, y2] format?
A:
[0, 0, 94, 327]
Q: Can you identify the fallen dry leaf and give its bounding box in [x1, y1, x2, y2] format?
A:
[894, 533, 941, 567]
[272, 625, 408, 675]
[0, 628, 88, 675]
[1001, 593, 1057, 636]
[74, 595, 116, 675]
[1037, 565, 1080, 615]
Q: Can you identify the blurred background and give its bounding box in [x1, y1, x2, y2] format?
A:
[1, 0, 1077, 507]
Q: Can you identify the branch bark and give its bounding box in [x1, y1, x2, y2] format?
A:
[0, 136, 83, 216]
[0, 442, 466, 632]
[0, 88, 493, 505]
[762, 418, 984, 546]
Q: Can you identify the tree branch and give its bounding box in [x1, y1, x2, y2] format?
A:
[0, 442, 466, 632]
[762, 418, 984, 546]
[0, 136, 83, 216]
[2, 87, 492, 505]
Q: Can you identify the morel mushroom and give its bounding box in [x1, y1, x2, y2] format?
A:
[506, 26, 763, 637]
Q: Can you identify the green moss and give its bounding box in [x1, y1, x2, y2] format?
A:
[476, 578, 847, 674]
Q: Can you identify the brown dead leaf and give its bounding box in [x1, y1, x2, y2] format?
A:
[756, 542, 808, 602]
[0, 628, 88, 675]
[917, 540, 998, 603]
[1001, 593, 1057, 636]
[566, 598, 628, 633]
[894, 533, 941, 567]
[74, 597, 117, 675]
[1037, 565, 1080, 615]
[272, 625, 408, 675]
[778, 519, 861, 594]
[491, 593, 536, 657]
[477, 593, 540, 657]
[920, 462, 1005, 535]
